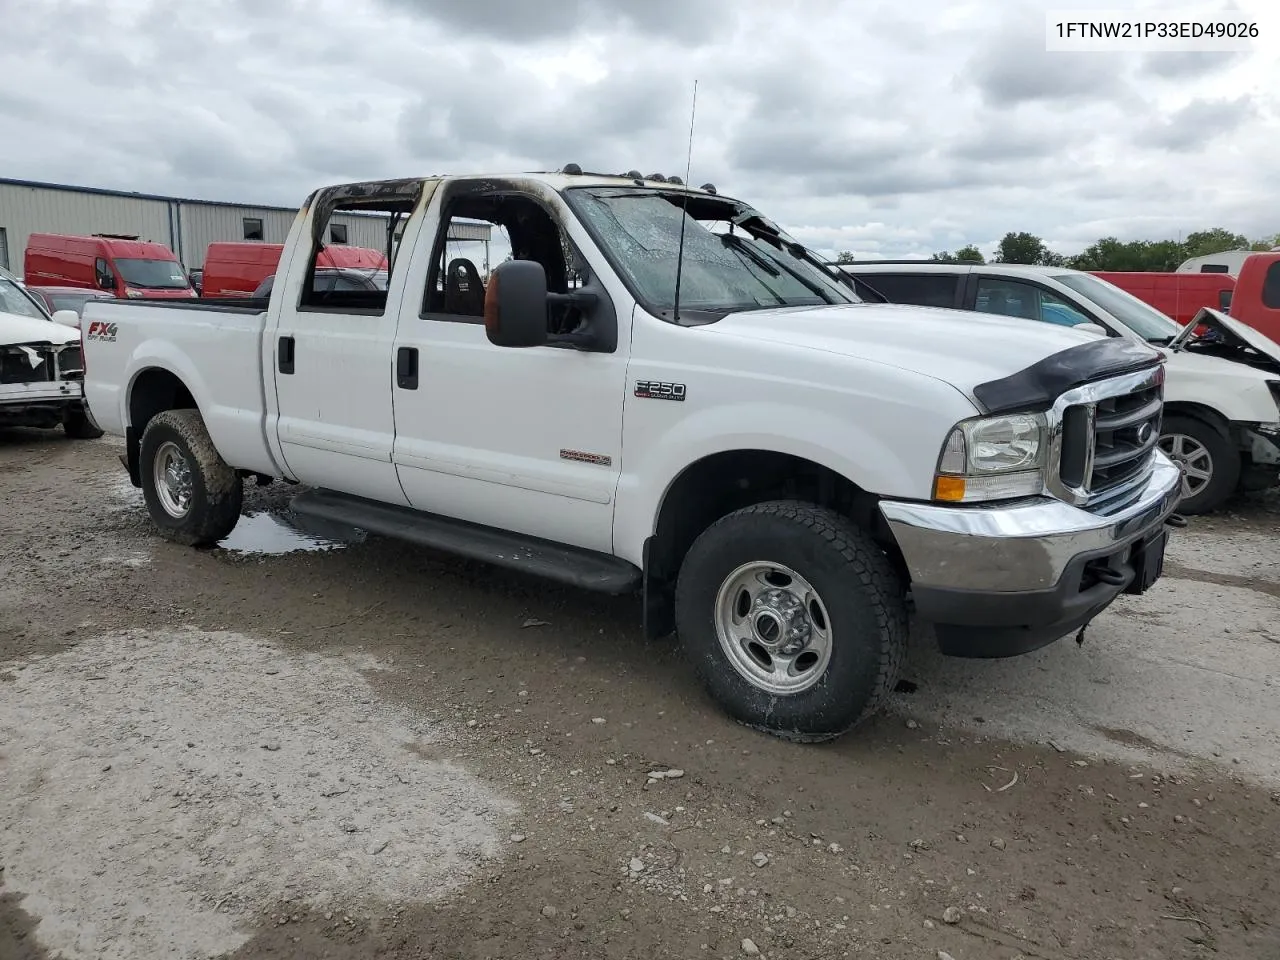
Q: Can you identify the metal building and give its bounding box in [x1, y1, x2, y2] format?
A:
[0, 177, 491, 272]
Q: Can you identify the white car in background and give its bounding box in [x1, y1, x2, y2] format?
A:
[839, 262, 1280, 514]
[0, 265, 102, 439]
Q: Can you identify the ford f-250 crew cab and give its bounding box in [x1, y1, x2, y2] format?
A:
[81, 168, 1185, 742]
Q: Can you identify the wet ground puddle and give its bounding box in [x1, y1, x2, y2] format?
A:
[216, 511, 366, 555]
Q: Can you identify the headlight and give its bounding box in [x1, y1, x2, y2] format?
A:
[125, 289, 143, 298]
[933, 413, 1047, 503]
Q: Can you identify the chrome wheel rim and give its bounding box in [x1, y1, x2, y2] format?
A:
[713, 562, 833, 696]
[1159, 433, 1213, 499]
[153, 441, 194, 518]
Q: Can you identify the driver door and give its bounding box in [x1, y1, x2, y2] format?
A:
[390, 181, 630, 554]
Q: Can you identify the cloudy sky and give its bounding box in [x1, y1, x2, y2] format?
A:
[3, 0, 1276, 260]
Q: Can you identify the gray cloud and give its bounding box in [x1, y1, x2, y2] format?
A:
[1143, 96, 1259, 152]
[376, 0, 733, 43]
[1138, 50, 1242, 79]
[963, 7, 1128, 108]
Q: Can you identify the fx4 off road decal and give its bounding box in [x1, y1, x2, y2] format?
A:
[86, 321, 118, 343]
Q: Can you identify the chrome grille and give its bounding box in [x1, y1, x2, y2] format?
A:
[1090, 385, 1162, 492]
[1049, 366, 1165, 512]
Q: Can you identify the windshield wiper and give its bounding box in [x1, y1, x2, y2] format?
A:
[721, 234, 780, 276]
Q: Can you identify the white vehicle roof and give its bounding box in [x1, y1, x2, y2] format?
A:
[838, 262, 1081, 277]
[1175, 250, 1274, 276]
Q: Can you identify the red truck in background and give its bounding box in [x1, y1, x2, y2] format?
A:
[1225, 252, 1280, 342]
[201, 242, 387, 298]
[1090, 271, 1235, 325]
[24, 234, 195, 300]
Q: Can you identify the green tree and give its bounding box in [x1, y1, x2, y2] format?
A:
[929, 245, 986, 263]
[1183, 228, 1249, 259]
[1069, 237, 1186, 272]
[995, 232, 1048, 265]
[994, 232, 1064, 266]
[835, 251, 857, 264]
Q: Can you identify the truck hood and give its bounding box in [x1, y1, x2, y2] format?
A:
[708, 302, 1116, 398]
[1169, 307, 1280, 370]
[0, 310, 81, 346]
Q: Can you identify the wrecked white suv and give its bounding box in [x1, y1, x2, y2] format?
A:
[0, 266, 102, 439]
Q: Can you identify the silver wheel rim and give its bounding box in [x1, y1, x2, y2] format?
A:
[713, 562, 833, 696]
[1159, 433, 1213, 498]
[153, 440, 194, 518]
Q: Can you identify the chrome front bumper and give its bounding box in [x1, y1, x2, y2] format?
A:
[881, 452, 1182, 593]
[879, 452, 1183, 657]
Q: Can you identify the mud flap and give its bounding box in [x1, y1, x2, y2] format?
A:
[123, 426, 142, 486]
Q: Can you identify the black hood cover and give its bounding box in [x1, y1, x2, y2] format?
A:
[973, 336, 1163, 414]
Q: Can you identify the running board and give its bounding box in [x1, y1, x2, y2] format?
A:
[290, 489, 642, 595]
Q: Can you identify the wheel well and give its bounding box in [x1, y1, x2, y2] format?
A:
[642, 450, 906, 638]
[1162, 402, 1230, 438]
[124, 368, 197, 485]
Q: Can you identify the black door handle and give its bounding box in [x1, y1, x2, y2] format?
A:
[396, 346, 419, 390]
[278, 336, 295, 375]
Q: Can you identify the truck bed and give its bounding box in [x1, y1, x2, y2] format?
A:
[81, 297, 281, 478]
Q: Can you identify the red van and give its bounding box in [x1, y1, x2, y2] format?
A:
[201, 242, 387, 298]
[24, 234, 195, 300]
[1225, 252, 1280, 342]
[1090, 271, 1235, 325]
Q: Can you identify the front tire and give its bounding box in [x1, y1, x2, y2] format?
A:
[1159, 415, 1239, 515]
[139, 409, 242, 546]
[64, 407, 104, 440]
[674, 500, 908, 743]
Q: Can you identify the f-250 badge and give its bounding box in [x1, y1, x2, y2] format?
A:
[85, 321, 118, 343]
[634, 380, 686, 401]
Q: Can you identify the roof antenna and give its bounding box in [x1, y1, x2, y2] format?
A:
[672, 79, 698, 323]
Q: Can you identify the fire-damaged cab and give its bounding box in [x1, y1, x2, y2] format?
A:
[0, 266, 101, 438]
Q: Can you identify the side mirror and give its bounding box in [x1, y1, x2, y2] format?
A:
[484, 259, 550, 348]
[1074, 322, 1108, 337]
[98, 275, 115, 291]
[51, 310, 81, 329]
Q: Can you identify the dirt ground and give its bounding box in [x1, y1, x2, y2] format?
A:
[2, 429, 1278, 960]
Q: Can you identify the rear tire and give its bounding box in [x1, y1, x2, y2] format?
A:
[139, 409, 242, 546]
[1159, 415, 1239, 515]
[64, 407, 104, 440]
[674, 500, 908, 743]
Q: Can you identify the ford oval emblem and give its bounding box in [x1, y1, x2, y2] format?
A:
[1137, 423, 1153, 445]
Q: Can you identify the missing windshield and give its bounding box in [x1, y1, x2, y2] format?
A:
[565, 187, 856, 323]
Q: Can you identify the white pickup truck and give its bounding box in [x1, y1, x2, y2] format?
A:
[82, 169, 1184, 742]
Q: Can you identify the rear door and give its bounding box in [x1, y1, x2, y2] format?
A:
[965, 275, 1098, 328]
[849, 271, 965, 309]
[267, 186, 422, 505]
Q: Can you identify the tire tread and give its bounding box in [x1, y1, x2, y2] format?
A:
[676, 498, 908, 742]
[140, 409, 242, 546]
